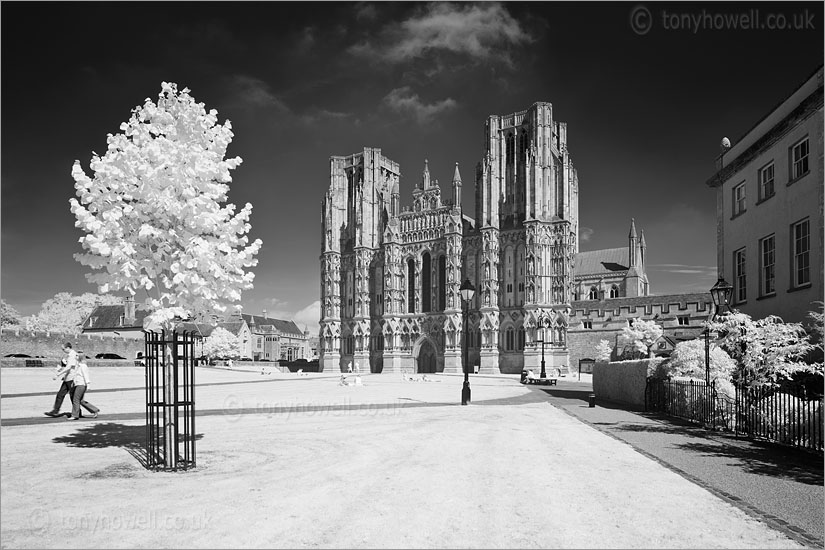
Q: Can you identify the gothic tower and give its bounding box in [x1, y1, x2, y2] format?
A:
[320, 102, 580, 375]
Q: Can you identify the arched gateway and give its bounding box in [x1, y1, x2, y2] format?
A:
[414, 337, 437, 373]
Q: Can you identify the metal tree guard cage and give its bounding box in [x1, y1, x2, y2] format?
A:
[145, 330, 196, 471]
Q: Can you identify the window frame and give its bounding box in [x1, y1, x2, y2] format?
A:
[732, 181, 746, 218]
[759, 234, 775, 297]
[791, 217, 810, 288]
[757, 161, 775, 202]
[733, 247, 747, 304]
[790, 137, 810, 182]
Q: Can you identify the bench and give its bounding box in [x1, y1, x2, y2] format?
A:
[525, 377, 557, 386]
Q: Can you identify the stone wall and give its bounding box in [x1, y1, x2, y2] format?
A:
[593, 359, 661, 409]
[568, 293, 713, 369]
[0, 328, 144, 361]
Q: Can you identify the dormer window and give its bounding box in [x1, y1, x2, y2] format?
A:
[87, 317, 97, 328]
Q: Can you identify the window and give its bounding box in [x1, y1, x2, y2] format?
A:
[609, 285, 619, 299]
[506, 283, 513, 293]
[759, 234, 775, 296]
[791, 137, 809, 180]
[505, 327, 515, 351]
[421, 253, 431, 313]
[583, 320, 593, 329]
[732, 182, 746, 216]
[588, 286, 599, 300]
[407, 259, 415, 313]
[792, 218, 810, 287]
[758, 162, 774, 201]
[734, 248, 747, 303]
[517, 328, 525, 351]
[677, 316, 689, 326]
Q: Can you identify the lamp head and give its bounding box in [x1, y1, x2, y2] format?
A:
[459, 278, 476, 303]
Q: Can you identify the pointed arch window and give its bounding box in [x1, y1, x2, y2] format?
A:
[407, 259, 416, 313]
[589, 286, 599, 300]
[422, 252, 431, 313]
[438, 255, 446, 311]
[609, 285, 620, 299]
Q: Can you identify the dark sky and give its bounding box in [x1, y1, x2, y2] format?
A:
[2, 1, 823, 330]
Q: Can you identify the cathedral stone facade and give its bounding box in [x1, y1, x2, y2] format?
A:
[320, 102, 585, 374]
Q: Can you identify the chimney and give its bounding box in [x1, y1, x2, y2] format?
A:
[124, 296, 136, 325]
[262, 309, 267, 319]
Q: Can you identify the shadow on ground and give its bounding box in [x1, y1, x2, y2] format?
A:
[541, 387, 824, 486]
[52, 422, 203, 470]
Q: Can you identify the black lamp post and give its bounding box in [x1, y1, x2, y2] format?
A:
[537, 313, 549, 378]
[460, 278, 476, 406]
[705, 276, 734, 385]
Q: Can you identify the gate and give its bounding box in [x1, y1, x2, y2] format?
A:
[145, 330, 197, 470]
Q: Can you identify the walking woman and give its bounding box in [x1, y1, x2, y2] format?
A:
[69, 357, 100, 420]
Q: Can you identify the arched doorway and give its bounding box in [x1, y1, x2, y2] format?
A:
[415, 338, 437, 373]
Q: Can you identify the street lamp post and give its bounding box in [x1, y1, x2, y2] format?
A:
[537, 313, 549, 379]
[460, 278, 476, 406]
[705, 276, 734, 386]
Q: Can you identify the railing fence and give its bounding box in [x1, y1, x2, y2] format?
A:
[645, 377, 823, 452]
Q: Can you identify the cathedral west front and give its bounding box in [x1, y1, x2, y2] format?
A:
[320, 102, 588, 375]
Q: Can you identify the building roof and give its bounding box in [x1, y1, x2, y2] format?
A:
[83, 305, 150, 331]
[574, 248, 629, 277]
[241, 314, 304, 336]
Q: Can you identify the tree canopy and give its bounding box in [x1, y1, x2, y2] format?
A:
[70, 82, 262, 331]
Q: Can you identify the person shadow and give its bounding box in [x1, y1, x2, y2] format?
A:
[52, 422, 203, 469]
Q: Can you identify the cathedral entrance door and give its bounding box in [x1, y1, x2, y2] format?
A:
[416, 339, 437, 374]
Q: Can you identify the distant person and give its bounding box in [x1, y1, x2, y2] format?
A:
[69, 357, 99, 420]
[44, 343, 78, 417]
[347, 362, 353, 373]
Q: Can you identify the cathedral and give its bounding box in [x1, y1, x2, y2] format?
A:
[319, 102, 648, 374]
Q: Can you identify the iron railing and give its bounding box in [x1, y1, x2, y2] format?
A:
[145, 330, 197, 470]
[645, 377, 823, 452]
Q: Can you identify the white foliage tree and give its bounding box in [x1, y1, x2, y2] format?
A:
[25, 292, 121, 334]
[660, 339, 737, 382]
[708, 312, 816, 387]
[595, 339, 612, 362]
[620, 318, 663, 358]
[201, 326, 241, 360]
[69, 82, 262, 331]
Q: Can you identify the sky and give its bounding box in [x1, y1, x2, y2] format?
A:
[2, 1, 823, 332]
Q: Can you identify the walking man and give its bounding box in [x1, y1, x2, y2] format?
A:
[69, 357, 99, 420]
[44, 343, 78, 417]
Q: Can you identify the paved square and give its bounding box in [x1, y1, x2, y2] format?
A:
[0, 367, 806, 548]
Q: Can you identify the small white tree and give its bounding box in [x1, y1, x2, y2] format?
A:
[662, 339, 737, 382]
[595, 339, 612, 362]
[70, 82, 262, 330]
[620, 318, 663, 358]
[202, 326, 241, 360]
[70, 82, 262, 468]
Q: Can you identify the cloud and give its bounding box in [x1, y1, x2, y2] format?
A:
[579, 226, 594, 242]
[382, 87, 457, 124]
[226, 75, 291, 111]
[293, 301, 321, 333]
[349, 3, 532, 66]
[648, 264, 717, 277]
[257, 299, 320, 334]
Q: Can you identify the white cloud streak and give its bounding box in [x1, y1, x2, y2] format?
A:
[350, 2, 532, 65]
[382, 87, 457, 124]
